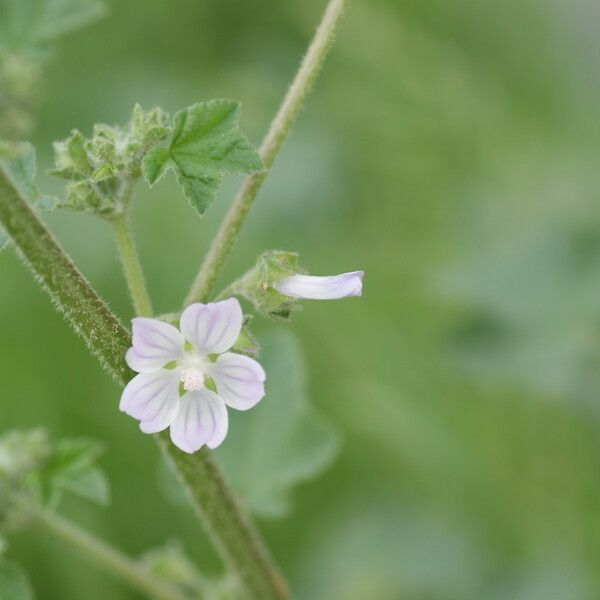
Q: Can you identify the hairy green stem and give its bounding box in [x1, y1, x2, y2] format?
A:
[156, 437, 287, 600]
[185, 0, 348, 304]
[110, 214, 154, 317]
[36, 509, 187, 600]
[0, 172, 287, 599]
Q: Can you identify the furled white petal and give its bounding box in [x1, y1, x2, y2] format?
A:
[169, 389, 229, 453]
[273, 271, 364, 300]
[120, 371, 180, 433]
[210, 352, 266, 411]
[179, 298, 243, 355]
[126, 318, 186, 372]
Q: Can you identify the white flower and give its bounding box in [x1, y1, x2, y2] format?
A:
[273, 271, 364, 300]
[120, 298, 265, 454]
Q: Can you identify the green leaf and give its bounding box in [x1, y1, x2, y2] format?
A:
[140, 146, 170, 183]
[216, 330, 339, 518]
[56, 466, 109, 505]
[39, 438, 109, 506]
[173, 171, 221, 215]
[142, 99, 262, 215]
[0, 561, 33, 600]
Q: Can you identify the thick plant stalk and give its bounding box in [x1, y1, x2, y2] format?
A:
[185, 0, 349, 304]
[36, 509, 187, 600]
[0, 171, 287, 600]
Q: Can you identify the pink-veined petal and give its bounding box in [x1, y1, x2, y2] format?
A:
[273, 271, 364, 300]
[120, 371, 180, 433]
[169, 389, 229, 453]
[210, 352, 266, 411]
[126, 318, 186, 372]
[206, 394, 229, 449]
[179, 298, 243, 355]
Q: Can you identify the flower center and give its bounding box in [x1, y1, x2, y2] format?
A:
[181, 368, 205, 392]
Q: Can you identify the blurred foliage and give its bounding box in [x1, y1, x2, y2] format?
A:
[0, 560, 34, 600]
[0, 429, 109, 534]
[217, 330, 339, 518]
[0, 142, 58, 251]
[1, 0, 600, 598]
[0, 0, 106, 139]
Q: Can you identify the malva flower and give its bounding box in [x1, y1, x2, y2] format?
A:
[274, 270, 364, 300]
[120, 298, 265, 453]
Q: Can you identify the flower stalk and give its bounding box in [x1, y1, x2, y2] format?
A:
[110, 214, 154, 317]
[36, 508, 187, 600]
[185, 0, 349, 304]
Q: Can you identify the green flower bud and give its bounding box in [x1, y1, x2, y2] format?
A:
[50, 105, 170, 216]
[233, 250, 303, 321]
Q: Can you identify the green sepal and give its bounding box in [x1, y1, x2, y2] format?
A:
[230, 315, 260, 358]
[234, 250, 303, 321]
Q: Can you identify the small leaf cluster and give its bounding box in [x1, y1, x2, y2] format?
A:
[50, 105, 169, 215]
[234, 250, 303, 321]
[0, 428, 109, 534]
[50, 99, 262, 219]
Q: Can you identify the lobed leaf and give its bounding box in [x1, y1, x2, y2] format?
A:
[142, 99, 262, 215]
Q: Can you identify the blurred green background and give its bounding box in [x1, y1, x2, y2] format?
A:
[3, 0, 600, 598]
